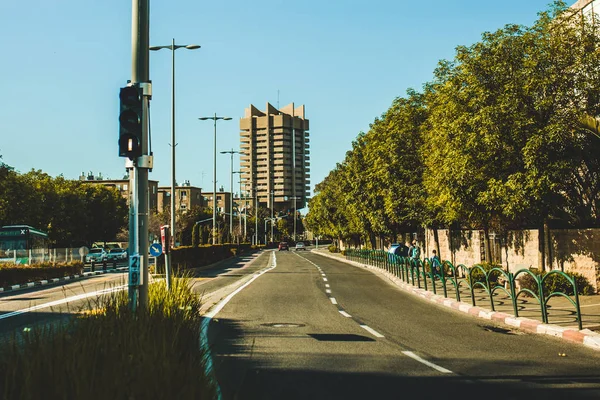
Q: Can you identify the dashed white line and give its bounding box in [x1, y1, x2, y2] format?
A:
[402, 351, 453, 374]
[325, 284, 330, 288]
[326, 289, 332, 294]
[339, 310, 352, 318]
[360, 324, 385, 338]
[323, 278, 328, 282]
[330, 297, 338, 305]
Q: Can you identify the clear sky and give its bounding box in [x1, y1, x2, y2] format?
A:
[0, 0, 555, 212]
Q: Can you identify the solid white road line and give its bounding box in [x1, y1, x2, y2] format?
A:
[360, 324, 385, 338]
[0, 284, 127, 321]
[402, 351, 453, 374]
[339, 310, 352, 318]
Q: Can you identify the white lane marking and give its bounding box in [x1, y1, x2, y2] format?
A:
[360, 324, 385, 338]
[0, 285, 128, 321]
[321, 273, 326, 277]
[323, 278, 328, 282]
[339, 310, 352, 318]
[203, 253, 276, 320]
[330, 297, 337, 305]
[402, 351, 453, 374]
[325, 284, 330, 288]
[326, 289, 332, 294]
[200, 252, 276, 400]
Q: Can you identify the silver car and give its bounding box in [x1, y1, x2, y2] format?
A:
[86, 248, 108, 263]
[107, 248, 128, 262]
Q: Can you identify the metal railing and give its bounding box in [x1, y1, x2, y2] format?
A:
[345, 249, 583, 330]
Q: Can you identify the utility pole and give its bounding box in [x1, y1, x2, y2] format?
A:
[129, 0, 150, 308]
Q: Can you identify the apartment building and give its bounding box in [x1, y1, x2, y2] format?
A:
[157, 181, 207, 214]
[80, 172, 159, 211]
[239, 102, 310, 213]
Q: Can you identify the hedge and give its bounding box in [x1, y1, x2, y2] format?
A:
[0, 262, 84, 288]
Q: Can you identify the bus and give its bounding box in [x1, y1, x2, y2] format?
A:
[0, 225, 50, 264]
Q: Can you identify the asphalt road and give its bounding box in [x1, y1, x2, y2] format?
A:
[0, 271, 128, 341]
[206, 250, 600, 400]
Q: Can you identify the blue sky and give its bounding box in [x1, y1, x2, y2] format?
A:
[0, 0, 555, 211]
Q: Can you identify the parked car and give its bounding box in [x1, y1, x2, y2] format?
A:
[278, 242, 289, 251]
[86, 248, 108, 263]
[295, 242, 306, 251]
[107, 248, 128, 262]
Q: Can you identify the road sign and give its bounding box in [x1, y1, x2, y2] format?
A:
[149, 243, 162, 257]
[129, 254, 141, 286]
[78, 246, 89, 257]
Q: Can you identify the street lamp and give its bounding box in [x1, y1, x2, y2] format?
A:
[233, 171, 243, 242]
[150, 39, 200, 248]
[220, 149, 239, 243]
[198, 114, 232, 244]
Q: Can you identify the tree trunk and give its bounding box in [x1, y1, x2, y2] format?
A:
[432, 228, 441, 261]
[483, 226, 491, 264]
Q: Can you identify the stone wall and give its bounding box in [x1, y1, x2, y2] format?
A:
[425, 228, 600, 293]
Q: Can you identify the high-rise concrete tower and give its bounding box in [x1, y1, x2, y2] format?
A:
[239, 102, 310, 213]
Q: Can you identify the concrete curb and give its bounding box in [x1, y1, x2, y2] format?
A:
[312, 250, 600, 351]
[0, 266, 129, 294]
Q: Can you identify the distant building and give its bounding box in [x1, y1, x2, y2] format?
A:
[80, 171, 158, 211]
[158, 181, 206, 214]
[201, 186, 233, 215]
[571, 0, 600, 15]
[239, 102, 310, 214]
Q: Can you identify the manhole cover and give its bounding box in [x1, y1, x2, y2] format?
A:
[262, 323, 305, 328]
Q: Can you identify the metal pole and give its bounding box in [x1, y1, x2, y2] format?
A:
[170, 38, 176, 251]
[292, 106, 296, 242]
[271, 190, 274, 242]
[230, 150, 234, 242]
[131, 0, 150, 308]
[213, 114, 217, 245]
[238, 179, 242, 241]
[255, 188, 258, 245]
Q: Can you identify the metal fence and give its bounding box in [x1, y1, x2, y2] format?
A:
[0, 248, 85, 265]
[345, 249, 583, 330]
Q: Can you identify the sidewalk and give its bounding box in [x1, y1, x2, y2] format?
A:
[311, 248, 600, 351]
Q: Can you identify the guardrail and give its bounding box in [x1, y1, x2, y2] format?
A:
[345, 249, 583, 330]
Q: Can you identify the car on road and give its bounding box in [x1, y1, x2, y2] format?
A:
[295, 242, 306, 251]
[107, 248, 128, 262]
[278, 242, 289, 251]
[86, 248, 108, 263]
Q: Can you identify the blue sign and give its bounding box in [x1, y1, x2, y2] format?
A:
[149, 243, 163, 257]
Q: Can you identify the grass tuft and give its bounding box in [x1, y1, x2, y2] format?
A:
[0, 277, 218, 400]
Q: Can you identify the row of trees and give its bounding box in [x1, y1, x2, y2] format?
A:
[0, 159, 128, 247]
[306, 2, 600, 264]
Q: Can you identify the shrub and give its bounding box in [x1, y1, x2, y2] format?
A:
[327, 244, 339, 253]
[0, 277, 218, 399]
[0, 262, 84, 287]
[467, 263, 503, 287]
[518, 270, 594, 297]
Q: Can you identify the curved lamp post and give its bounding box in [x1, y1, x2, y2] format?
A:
[149, 39, 200, 248]
[198, 114, 232, 244]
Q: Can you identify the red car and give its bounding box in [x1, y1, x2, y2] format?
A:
[278, 242, 289, 251]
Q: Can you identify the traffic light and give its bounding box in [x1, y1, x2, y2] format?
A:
[118, 85, 143, 159]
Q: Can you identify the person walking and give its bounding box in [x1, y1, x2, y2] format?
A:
[430, 249, 441, 276]
[409, 240, 421, 260]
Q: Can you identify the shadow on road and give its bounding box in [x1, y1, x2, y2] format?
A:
[208, 317, 600, 400]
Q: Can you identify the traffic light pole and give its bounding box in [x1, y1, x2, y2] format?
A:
[130, 0, 150, 308]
